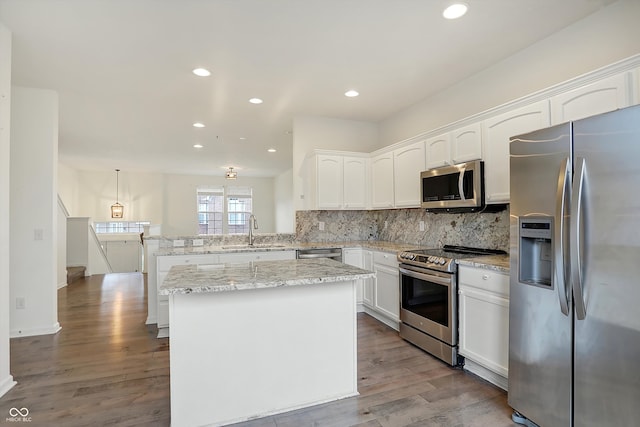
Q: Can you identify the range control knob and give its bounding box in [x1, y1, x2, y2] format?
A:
[439, 258, 446, 265]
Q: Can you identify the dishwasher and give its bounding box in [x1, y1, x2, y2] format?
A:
[296, 248, 343, 262]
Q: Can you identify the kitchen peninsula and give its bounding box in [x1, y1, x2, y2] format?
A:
[159, 258, 375, 427]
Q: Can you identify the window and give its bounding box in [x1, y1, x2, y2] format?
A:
[197, 187, 224, 235]
[227, 187, 253, 234]
[196, 186, 253, 235]
[94, 221, 150, 234]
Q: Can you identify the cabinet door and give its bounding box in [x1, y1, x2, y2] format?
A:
[362, 250, 374, 308]
[482, 100, 550, 203]
[458, 286, 509, 377]
[425, 133, 451, 169]
[342, 248, 364, 305]
[343, 157, 367, 209]
[371, 152, 395, 209]
[393, 141, 425, 207]
[451, 122, 482, 164]
[551, 72, 632, 124]
[316, 155, 343, 209]
[373, 263, 400, 322]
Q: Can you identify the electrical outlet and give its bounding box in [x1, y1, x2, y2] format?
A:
[318, 221, 325, 231]
[384, 221, 388, 229]
[34, 229, 43, 240]
[173, 239, 185, 247]
[16, 297, 25, 309]
[419, 221, 425, 231]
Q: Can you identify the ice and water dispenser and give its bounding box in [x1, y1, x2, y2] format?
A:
[519, 217, 553, 288]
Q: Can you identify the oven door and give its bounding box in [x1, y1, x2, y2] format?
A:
[399, 265, 457, 346]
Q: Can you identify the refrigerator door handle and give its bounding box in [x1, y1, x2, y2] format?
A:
[554, 157, 570, 316]
[571, 157, 587, 320]
[458, 164, 466, 201]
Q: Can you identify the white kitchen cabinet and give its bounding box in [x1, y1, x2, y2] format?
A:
[218, 250, 296, 263]
[342, 156, 368, 209]
[371, 151, 395, 209]
[458, 265, 510, 390]
[342, 248, 364, 311]
[362, 250, 374, 308]
[366, 251, 399, 330]
[425, 133, 451, 169]
[451, 122, 482, 164]
[156, 253, 220, 330]
[305, 152, 367, 210]
[551, 72, 633, 124]
[482, 100, 550, 204]
[393, 141, 426, 207]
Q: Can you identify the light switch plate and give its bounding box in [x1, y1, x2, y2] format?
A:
[192, 239, 204, 246]
[173, 239, 185, 247]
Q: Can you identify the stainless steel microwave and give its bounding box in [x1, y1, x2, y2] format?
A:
[420, 160, 485, 212]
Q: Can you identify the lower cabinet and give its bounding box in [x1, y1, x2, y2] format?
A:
[362, 250, 374, 308]
[458, 265, 509, 390]
[367, 251, 400, 330]
[342, 248, 365, 311]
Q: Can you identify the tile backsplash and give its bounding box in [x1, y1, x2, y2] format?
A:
[296, 207, 510, 252]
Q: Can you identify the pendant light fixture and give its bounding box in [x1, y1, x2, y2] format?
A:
[225, 167, 237, 180]
[111, 168, 124, 218]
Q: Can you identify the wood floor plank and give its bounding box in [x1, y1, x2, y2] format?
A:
[0, 272, 516, 426]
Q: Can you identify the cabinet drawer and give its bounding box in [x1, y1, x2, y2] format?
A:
[458, 265, 509, 297]
[157, 254, 218, 271]
[373, 251, 398, 267]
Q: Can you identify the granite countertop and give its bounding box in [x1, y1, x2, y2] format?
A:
[159, 258, 376, 295]
[457, 254, 510, 273]
[154, 240, 428, 256]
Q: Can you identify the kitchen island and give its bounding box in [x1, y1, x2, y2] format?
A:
[159, 258, 375, 427]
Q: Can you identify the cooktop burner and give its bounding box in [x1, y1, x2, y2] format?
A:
[398, 245, 506, 273]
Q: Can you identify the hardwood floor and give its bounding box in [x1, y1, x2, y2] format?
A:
[0, 273, 516, 426]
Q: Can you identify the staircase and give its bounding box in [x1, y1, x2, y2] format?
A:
[66, 266, 86, 285]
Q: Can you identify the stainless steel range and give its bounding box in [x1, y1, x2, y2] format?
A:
[397, 245, 506, 366]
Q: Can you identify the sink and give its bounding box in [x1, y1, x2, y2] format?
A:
[221, 244, 287, 249]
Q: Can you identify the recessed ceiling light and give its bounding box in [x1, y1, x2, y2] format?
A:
[345, 90, 359, 97]
[193, 122, 205, 128]
[249, 98, 263, 104]
[267, 148, 277, 153]
[239, 137, 246, 140]
[193, 144, 203, 148]
[443, 3, 468, 19]
[192, 68, 211, 77]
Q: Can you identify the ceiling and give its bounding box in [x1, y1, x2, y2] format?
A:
[0, 0, 615, 177]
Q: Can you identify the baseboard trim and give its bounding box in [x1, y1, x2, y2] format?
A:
[145, 315, 157, 325]
[0, 375, 17, 398]
[10, 322, 62, 338]
[58, 281, 68, 289]
[463, 358, 508, 390]
[363, 307, 399, 331]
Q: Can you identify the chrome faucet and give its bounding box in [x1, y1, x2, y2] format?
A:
[248, 214, 258, 246]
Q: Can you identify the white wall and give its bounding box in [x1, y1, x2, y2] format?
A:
[292, 116, 378, 211]
[0, 21, 16, 399]
[274, 168, 294, 233]
[58, 162, 80, 215]
[10, 86, 60, 338]
[56, 199, 67, 288]
[59, 166, 278, 236]
[379, 0, 640, 146]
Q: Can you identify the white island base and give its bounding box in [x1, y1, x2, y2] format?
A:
[169, 280, 358, 427]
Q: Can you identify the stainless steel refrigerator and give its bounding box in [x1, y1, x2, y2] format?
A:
[508, 104, 640, 427]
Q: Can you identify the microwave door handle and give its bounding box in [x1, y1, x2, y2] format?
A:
[554, 157, 570, 316]
[571, 157, 587, 320]
[458, 165, 466, 201]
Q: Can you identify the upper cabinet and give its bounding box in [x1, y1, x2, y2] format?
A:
[550, 72, 633, 124]
[393, 141, 425, 208]
[451, 122, 483, 164]
[371, 152, 395, 209]
[425, 133, 451, 169]
[425, 123, 482, 170]
[482, 100, 551, 204]
[305, 151, 368, 210]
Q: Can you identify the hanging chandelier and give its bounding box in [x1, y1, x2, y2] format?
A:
[111, 168, 124, 218]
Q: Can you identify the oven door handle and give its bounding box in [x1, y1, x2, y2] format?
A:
[399, 267, 452, 287]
